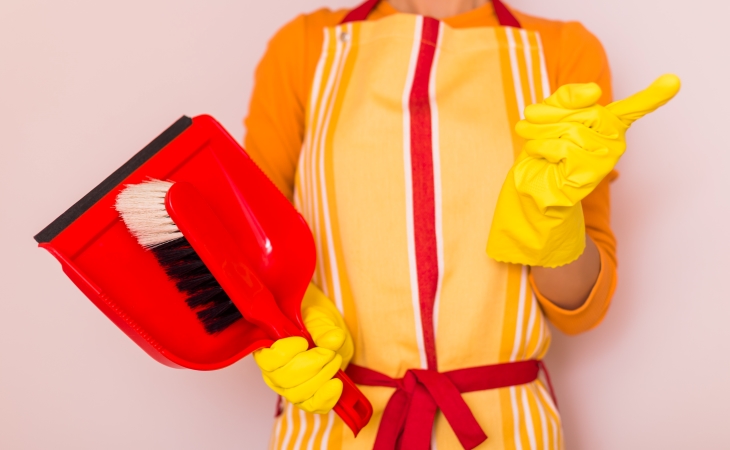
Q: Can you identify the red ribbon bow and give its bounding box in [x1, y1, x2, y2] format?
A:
[346, 360, 552, 450]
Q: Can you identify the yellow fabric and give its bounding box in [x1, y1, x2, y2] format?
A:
[243, 3, 624, 449]
[244, 1, 617, 338]
[488, 75, 680, 267]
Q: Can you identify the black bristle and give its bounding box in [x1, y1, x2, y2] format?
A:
[156, 247, 198, 265]
[186, 287, 225, 308]
[200, 309, 243, 334]
[165, 259, 208, 279]
[196, 299, 243, 333]
[152, 237, 242, 334]
[176, 273, 219, 294]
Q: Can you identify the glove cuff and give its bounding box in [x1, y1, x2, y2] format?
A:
[487, 172, 586, 268]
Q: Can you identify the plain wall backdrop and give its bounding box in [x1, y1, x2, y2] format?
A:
[1, 0, 728, 448]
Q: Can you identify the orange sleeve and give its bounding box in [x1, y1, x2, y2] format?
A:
[526, 21, 619, 335]
[243, 9, 345, 200]
[243, 14, 306, 200]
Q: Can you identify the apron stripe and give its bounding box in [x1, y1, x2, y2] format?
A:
[536, 381, 559, 421]
[293, 408, 308, 450]
[402, 15, 429, 370]
[513, 30, 534, 115]
[305, 412, 321, 450]
[525, 32, 545, 102]
[318, 24, 352, 313]
[510, 386, 525, 450]
[408, 16, 441, 371]
[538, 315, 551, 360]
[521, 387, 538, 449]
[535, 383, 561, 449]
[319, 411, 335, 450]
[429, 19, 446, 343]
[510, 266, 529, 361]
[531, 383, 551, 450]
[531, 299, 548, 359]
[505, 28, 526, 120]
[306, 26, 332, 242]
[280, 402, 295, 450]
[322, 23, 361, 336]
[535, 33, 552, 99]
[518, 387, 533, 449]
[307, 28, 335, 286]
[309, 30, 331, 122]
[519, 29, 537, 105]
[271, 407, 284, 450]
[329, 410, 344, 449]
[314, 26, 346, 304]
[527, 294, 551, 360]
[306, 28, 336, 287]
[495, 28, 525, 161]
[523, 293, 538, 360]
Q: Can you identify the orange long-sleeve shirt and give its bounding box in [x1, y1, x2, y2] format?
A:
[243, 1, 617, 335]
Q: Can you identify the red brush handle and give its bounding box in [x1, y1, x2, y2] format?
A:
[166, 181, 372, 435]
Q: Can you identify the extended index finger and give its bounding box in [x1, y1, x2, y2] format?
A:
[605, 74, 681, 126]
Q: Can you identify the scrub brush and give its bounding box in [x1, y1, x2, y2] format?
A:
[115, 179, 242, 333]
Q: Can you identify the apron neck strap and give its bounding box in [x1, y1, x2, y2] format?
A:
[340, 0, 521, 28]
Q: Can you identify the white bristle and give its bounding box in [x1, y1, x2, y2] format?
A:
[114, 179, 183, 248]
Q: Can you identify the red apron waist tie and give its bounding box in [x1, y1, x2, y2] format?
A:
[345, 359, 556, 450]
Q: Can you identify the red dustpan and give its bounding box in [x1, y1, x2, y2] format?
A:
[166, 181, 372, 434]
[34, 115, 372, 435]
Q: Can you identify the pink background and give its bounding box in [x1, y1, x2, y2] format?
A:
[1, 0, 728, 448]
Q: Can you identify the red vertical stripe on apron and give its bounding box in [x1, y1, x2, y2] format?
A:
[409, 17, 440, 370]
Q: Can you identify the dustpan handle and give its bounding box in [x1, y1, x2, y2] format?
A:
[333, 370, 374, 435]
[166, 181, 373, 435]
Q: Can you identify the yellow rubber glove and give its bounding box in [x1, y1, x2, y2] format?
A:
[300, 283, 354, 370]
[253, 283, 353, 414]
[487, 74, 681, 267]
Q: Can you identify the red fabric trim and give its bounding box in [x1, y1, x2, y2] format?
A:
[274, 395, 283, 417]
[341, 0, 379, 23]
[340, 0, 521, 27]
[409, 17, 440, 371]
[346, 360, 543, 449]
[492, 0, 521, 28]
[537, 360, 559, 409]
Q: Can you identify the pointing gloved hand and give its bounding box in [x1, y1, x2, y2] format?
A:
[487, 74, 681, 267]
[253, 283, 354, 414]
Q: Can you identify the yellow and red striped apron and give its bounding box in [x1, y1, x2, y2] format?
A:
[272, 1, 562, 448]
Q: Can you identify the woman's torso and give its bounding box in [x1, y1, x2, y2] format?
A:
[248, 3, 615, 449]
